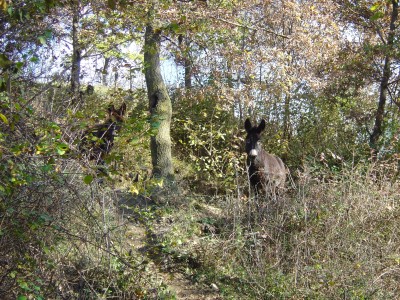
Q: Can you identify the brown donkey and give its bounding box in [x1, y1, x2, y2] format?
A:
[80, 103, 127, 166]
[244, 118, 286, 196]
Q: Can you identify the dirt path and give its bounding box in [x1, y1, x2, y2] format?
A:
[124, 222, 222, 300]
[119, 193, 222, 300]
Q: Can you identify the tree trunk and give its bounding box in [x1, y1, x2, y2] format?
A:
[70, 0, 81, 105]
[102, 57, 110, 86]
[369, 0, 398, 158]
[178, 34, 192, 88]
[184, 58, 192, 88]
[144, 15, 174, 178]
[283, 94, 291, 140]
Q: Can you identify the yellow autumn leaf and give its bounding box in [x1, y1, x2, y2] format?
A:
[130, 184, 139, 195]
[0, 0, 7, 11]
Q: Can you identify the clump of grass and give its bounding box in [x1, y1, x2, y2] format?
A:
[290, 163, 400, 299]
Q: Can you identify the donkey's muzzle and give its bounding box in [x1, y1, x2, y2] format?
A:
[249, 149, 258, 158]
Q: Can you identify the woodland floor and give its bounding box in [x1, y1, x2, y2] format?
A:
[118, 190, 223, 300]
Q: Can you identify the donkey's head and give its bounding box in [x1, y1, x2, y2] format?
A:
[244, 118, 266, 160]
[107, 103, 126, 124]
[80, 102, 127, 163]
[100, 102, 127, 139]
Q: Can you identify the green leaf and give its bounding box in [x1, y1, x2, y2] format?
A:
[0, 113, 8, 124]
[18, 280, 29, 290]
[151, 121, 161, 129]
[168, 22, 180, 33]
[39, 213, 53, 223]
[15, 61, 24, 70]
[83, 174, 94, 184]
[30, 56, 39, 63]
[0, 53, 13, 68]
[56, 143, 69, 155]
[129, 138, 140, 145]
[44, 29, 52, 39]
[17, 296, 27, 300]
[38, 36, 46, 45]
[371, 11, 384, 21]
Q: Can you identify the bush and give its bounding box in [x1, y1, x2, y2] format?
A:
[0, 88, 161, 299]
[171, 88, 246, 193]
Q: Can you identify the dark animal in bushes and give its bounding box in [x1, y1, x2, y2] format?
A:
[80, 103, 126, 165]
[244, 118, 286, 196]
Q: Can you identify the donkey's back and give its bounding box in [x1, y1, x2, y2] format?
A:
[256, 150, 286, 188]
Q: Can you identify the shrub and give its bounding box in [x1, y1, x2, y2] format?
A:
[171, 88, 246, 193]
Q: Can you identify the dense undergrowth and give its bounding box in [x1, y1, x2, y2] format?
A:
[147, 160, 400, 299]
[1, 87, 400, 299]
[135, 149, 399, 299]
[3, 156, 399, 299]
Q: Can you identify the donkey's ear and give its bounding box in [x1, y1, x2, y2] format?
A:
[244, 118, 252, 132]
[257, 119, 266, 133]
[107, 104, 115, 112]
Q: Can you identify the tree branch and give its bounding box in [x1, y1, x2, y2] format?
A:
[208, 15, 289, 39]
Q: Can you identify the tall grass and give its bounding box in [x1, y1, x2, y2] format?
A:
[159, 162, 400, 299]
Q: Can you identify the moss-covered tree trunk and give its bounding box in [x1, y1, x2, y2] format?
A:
[144, 16, 174, 178]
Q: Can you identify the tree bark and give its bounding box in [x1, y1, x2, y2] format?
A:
[283, 94, 291, 141]
[144, 13, 174, 178]
[102, 57, 110, 86]
[70, 0, 81, 105]
[178, 34, 192, 88]
[369, 0, 398, 158]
